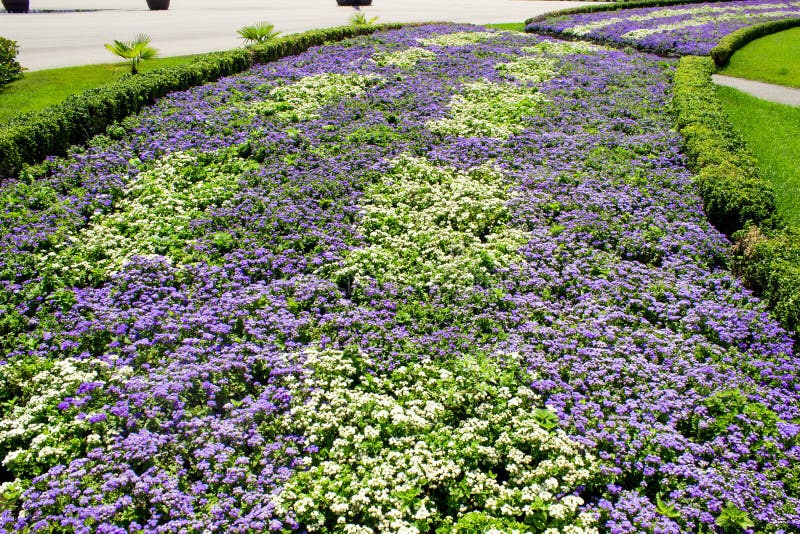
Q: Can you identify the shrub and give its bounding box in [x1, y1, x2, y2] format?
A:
[671, 55, 778, 235]
[733, 226, 800, 337]
[0, 36, 23, 87]
[0, 23, 403, 177]
[710, 17, 800, 66]
[237, 22, 281, 46]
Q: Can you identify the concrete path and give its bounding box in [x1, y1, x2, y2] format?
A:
[713, 74, 800, 107]
[0, 0, 587, 71]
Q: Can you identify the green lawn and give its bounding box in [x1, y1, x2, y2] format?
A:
[0, 55, 201, 123]
[719, 26, 800, 88]
[485, 22, 526, 32]
[717, 85, 800, 226]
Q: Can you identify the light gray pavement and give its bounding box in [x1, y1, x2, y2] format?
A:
[0, 0, 587, 71]
[713, 73, 800, 107]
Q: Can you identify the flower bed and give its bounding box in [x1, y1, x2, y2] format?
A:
[1, 24, 799, 532]
[527, 0, 800, 55]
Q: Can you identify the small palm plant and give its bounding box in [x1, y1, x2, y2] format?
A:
[104, 34, 158, 75]
[237, 22, 281, 46]
[349, 13, 379, 26]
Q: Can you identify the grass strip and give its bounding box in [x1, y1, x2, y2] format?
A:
[716, 24, 800, 86]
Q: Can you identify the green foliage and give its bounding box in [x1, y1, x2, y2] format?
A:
[0, 36, 23, 87]
[349, 12, 379, 27]
[717, 85, 800, 226]
[104, 34, 159, 75]
[715, 503, 755, 531]
[0, 23, 403, 177]
[733, 226, 800, 338]
[237, 21, 281, 46]
[711, 17, 800, 67]
[671, 55, 778, 236]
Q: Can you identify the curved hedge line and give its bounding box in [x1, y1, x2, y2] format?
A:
[525, 0, 732, 25]
[672, 55, 800, 337]
[0, 23, 402, 177]
[0, 36, 23, 87]
[710, 17, 800, 66]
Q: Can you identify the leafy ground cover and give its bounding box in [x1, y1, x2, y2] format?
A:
[0, 55, 201, 123]
[527, 0, 800, 55]
[0, 23, 799, 533]
[719, 25, 800, 87]
[717, 84, 800, 226]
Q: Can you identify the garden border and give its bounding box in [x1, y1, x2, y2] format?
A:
[710, 16, 800, 66]
[0, 23, 403, 177]
[525, 0, 734, 25]
[672, 55, 800, 337]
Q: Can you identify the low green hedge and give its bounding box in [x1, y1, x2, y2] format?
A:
[0, 36, 23, 87]
[710, 17, 800, 66]
[0, 23, 402, 177]
[672, 54, 800, 337]
[734, 227, 800, 337]
[525, 0, 732, 25]
[672, 55, 777, 235]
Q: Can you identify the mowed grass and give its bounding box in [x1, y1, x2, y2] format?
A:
[485, 22, 526, 32]
[717, 85, 800, 226]
[0, 55, 201, 123]
[719, 26, 800, 88]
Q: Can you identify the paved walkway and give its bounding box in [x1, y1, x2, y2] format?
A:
[0, 0, 587, 71]
[713, 74, 800, 107]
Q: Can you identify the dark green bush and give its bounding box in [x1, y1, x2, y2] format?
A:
[525, 0, 732, 26]
[671, 55, 777, 234]
[710, 17, 800, 66]
[0, 36, 23, 87]
[0, 23, 403, 177]
[734, 227, 800, 337]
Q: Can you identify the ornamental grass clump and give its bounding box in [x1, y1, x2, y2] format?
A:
[237, 21, 281, 46]
[104, 33, 158, 75]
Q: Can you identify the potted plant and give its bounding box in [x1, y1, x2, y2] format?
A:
[337, 0, 372, 6]
[2, 0, 29, 13]
[146, 0, 170, 10]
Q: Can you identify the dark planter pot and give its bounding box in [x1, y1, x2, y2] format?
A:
[2, 0, 29, 13]
[146, 0, 170, 10]
[337, 0, 372, 5]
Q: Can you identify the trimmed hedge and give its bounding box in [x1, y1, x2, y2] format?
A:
[672, 55, 777, 235]
[525, 0, 733, 25]
[672, 54, 800, 337]
[0, 23, 402, 177]
[710, 17, 800, 66]
[0, 36, 23, 87]
[734, 226, 800, 337]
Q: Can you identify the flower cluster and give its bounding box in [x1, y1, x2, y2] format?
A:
[528, 0, 800, 55]
[0, 23, 798, 533]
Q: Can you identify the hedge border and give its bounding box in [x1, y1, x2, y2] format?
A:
[525, 0, 734, 25]
[710, 17, 800, 66]
[0, 23, 403, 177]
[672, 55, 800, 337]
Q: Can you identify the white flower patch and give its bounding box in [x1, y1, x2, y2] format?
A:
[333, 155, 527, 294]
[428, 80, 548, 138]
[522, 40, 605, 56]
[247, 73, 384, 121]
[0, 357, 130, 477]
[373, 47, 437, 68]
[495, 55, 559, 84]
[417, 31, 499, 47]
[40, 150, 257, 279]
[274, 348, 599, 533]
